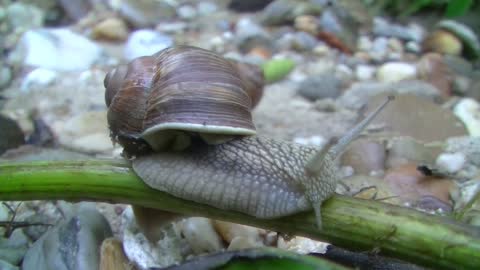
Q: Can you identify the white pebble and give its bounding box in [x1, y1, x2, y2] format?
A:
[124, 30, 173, 61]
[453, 98, 480, 136]
[293, 135, 326, 147]
[376, 62, 417, 83]
[355, 65, 376, 81]
[180, 217, 223, 254]
[436, 152, 466, 173]
[21, 68, 57, 91]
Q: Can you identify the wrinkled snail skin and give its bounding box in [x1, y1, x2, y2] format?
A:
[105, 45, 392, 228]
[132, 136, 334, 219]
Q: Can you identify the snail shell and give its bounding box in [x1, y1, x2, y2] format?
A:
[104, 46, 264, 152]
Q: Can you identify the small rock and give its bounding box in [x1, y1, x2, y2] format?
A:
[180, 217, 223, 254]
[297, 74, 341, 101]
[357, 35, 372, 51]
[453, 98, 480, 136]
[212, 220, 263, 247]
[91, 17, 129, 41]
[436, 152, 466, 174]
[228, 0, 273, 12]
[0, 64, 12, 89]
[417, 53, 453, 97]
[355, 65, 376, 81]
[124, 30, 174, 61]
[56, 111, 113, 154]
[278, 31, 318, 52]
[294, 15, 318, 35]
[197, 2, 218, 16]
[99, 238, 131, 270]
[338, 80, 442, 110]
[177, 5, 197, 21]
[443, 55, 473, 76]
[277, 236, 328, 254]
[405, 41, 421, 53]
[0, 230, 29, 265]
[20, 68, 58, 92]
[386, 137, 443, 169]
[227, 236, 264, 251]
[373, 17, 424, 42]
[235, 17, 271, 52]
[0, 260, 19, 270]
[6, 2, 44, 30]
[115, 0, 176, 28]
[15, 28, 103, 71]
[466, 78, 480, 101]
[22, 203, 112, 270]
[370, 37, 389, 61]
[122, 207, 183, 269]
[57, 0, 91, 21]
[376, 62, 417, 83]
[423, 29, 463, 56]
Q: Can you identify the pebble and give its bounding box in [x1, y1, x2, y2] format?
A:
[5, 2, 44, 30]
[235, 17, 271, 52]
[121, 207, 183, 269]
[0, 64, 12, 89]
[423, 29, 463, 56]
[297, 74, 341, 101]
[294, 15, 318, 35]
[0, 260, 18, 270]
[355, 65, 376, 81]
[177, 5, 197, 21]
[376, 62, 417, 83]
[99, 238, 131, 270]
[55, 111, 113, 154]
[357, 36, 373, 51]
[124, 30, 174, 61]
[436, 20, 480, 59]
[453, 98, 480, 136]
[0, 230, 29, 265]
[436, 153, 466, 174]
[278, 32, 318, 52]
[14, 28, 103, 71]
[91, 17, 129, 41]
[417, 53, 453, 97]
[22, 203, 113, 270]
[197, 2, 218, 16]
[277, 236, 328, 254]
[373, 17, 424, 42]
[405, 41, 421, 53]
[370, 37, 389, 61]
[212, 220, 263, 248]
[180, 217, 223, 254]
[115, 0, 176, 28]
[20, 68, 58, 92]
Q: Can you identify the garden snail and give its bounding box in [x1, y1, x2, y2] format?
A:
[105, 46, 393, 228]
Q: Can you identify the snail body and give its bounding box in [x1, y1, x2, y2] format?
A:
[105, 46, 392, 227]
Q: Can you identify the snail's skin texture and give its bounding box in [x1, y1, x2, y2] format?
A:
[133, 136, 336, 221]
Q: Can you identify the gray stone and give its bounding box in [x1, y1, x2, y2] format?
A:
[14, 28, 103, 71]
[370, 37, 389, 61]
[373, 17, 424, 42]
[0, 259, 19, 270]
[278, 31, 318, 51]
[235, 18, 272, 52]
[0, 230, 29, 265]
[298, 74, 341, 101]
[197, 2, 218, 16]
[116, 0, 176, 28]
[22, 204, 112, 270]
[444, 55, 473, 77]
[177, 5, 197, 21]
[6, 2, 44, 30]
[260, 0, 322, 26]
[338, 80, 441, 110]
[0, 64, 12, 90]
[124, 30, 174, 61]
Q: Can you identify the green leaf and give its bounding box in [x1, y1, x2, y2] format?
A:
[445, 0, 472, 17]
[262, 59, 295, 83]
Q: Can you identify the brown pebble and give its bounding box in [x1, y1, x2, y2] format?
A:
[99, 238, 132, 270]
[92, 17, 129, 41]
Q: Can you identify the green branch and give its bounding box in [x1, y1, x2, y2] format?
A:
[0, 160, 479, 269]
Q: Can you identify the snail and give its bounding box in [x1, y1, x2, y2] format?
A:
[105, 46, 393, 228]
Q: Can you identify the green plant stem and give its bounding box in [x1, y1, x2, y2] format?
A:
[0, 160, 479, 269]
